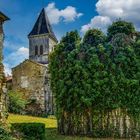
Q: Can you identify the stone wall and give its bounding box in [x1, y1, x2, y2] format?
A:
[29, 34, 56, 64]
[0, 21, 7, 124]
[0, 62, 7, 124]
[29, 35, 49, 63]
[12, 60, 53, 115]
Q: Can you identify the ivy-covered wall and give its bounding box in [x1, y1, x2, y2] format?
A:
[49, 21, 140, 138]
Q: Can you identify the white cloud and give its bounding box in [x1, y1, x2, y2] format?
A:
[4, 46, 29, 75]
[17, 47, 29, 55]
[4, 63, 12, 76]
[81, 0, 140, 33]
[81, 16, 111, 33]
[45, 2, 83, 24]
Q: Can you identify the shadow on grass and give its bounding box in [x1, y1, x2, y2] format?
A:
[45, 128, 93, 140]
[45, 128, 134, 140]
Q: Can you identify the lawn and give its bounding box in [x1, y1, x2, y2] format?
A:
[8, 114, 129, 140]
[8, 114, 57, 128]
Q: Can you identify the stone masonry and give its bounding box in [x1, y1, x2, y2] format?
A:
[0, 12, 9, 124]
[12, 60, 53, 115]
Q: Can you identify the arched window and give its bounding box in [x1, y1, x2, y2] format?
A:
[35, 45, 38, 55]
[40, 45, 43, 55]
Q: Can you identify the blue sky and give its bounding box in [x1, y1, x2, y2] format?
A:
[1, 0, 140, 75]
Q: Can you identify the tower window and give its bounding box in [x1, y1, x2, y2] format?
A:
[35, 45, 38, 55]
[40, 45, 43, 55]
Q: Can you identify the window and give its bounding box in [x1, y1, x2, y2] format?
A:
[35, 45, 38, 55]
[40, 45, 43, 55]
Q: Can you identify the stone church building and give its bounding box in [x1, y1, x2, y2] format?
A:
[12, 8, 58, 115]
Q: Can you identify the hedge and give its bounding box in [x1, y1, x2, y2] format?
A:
[11, 123, 45, 140]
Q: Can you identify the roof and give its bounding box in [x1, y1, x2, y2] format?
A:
[12, 59, 47, 70]
[28, 8, 57, 42]
[6, 76, 12, 82]
[0, 11, 10, 22]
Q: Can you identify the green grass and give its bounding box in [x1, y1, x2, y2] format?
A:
[8, 114, 129, 140]
[8, 114, 57, 128]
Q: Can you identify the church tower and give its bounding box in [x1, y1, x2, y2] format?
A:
[28, 8, 58, 64]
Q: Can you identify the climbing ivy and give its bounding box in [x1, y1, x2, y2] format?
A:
[49, 21, 140, 137]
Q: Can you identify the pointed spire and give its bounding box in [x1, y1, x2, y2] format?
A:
[28, 8, 57, 42]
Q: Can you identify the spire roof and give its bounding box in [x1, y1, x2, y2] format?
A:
[28, 8, 57, 42]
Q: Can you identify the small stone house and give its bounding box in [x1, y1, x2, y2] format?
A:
[0, 11, 9, 123]
[12, 8, 57, 115]
[12, 60, 53, 115]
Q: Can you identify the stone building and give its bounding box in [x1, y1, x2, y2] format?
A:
[6, 76, 12, 90]
[12, 8, 57, 115]
[0, 12, 9, 123]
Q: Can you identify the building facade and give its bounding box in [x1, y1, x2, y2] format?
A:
[0, 12, 9, 123]
[12, 60, 53, 115]
[12, 8, 57, 115]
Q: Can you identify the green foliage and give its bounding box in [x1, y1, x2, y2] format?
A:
[83, 29, 106, 46]
[0, 125, 13, 140]
[8, 91, 27, 114]
[11, 123, 45, 140]
[107, 20, 135, 41]
[49, 21, 140, 137]
[60, 30, 81, 51]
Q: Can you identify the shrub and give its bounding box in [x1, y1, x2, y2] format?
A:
[0, 126, 13, 140]
[11, 123, 45, 140]
[8, 91, 27, 114]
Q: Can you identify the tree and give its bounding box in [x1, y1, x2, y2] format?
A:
[83, 29, 106, 46]
[107, 20, 135, 41]
[60, 30, 81, 51]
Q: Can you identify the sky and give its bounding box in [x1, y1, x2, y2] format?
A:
[1, 0, 140, 75]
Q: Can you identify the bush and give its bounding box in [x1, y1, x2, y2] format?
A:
[0, 126, 13, 140]
[11, 123, 45, 140]
[8, 91, 27, 114]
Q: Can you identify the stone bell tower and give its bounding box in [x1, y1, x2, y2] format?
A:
[28, 8, 58, 64]
[0, 11, 9, 124]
